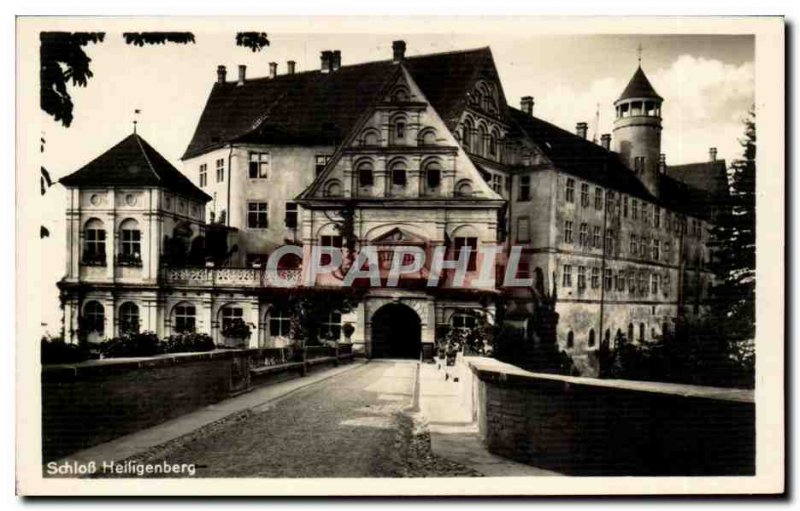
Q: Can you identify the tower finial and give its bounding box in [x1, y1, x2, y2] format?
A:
[133, 109, 141, 134]
[637, 42, 643, 66]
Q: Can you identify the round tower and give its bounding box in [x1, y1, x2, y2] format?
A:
[612, 66, 663, 198]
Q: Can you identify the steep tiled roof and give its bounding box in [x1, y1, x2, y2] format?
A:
[182, 48, 494, 160]
[617, 66, 662, 101]
[659, 174, 718, 221]
[507, 107, 658, 203]
[60, 133, 211, 202]
[666, 160, 729, 197]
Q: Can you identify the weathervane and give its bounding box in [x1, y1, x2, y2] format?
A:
[637, 42, 643, 66]
[133, 109, 141, 134]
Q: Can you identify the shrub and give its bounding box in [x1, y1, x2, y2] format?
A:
[41, 336, 89, 364]
[100, 331, 162, 358]
[162, 332, 215, 354]
[221, 318, 252, 342]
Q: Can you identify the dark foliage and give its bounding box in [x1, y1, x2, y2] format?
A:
[99, 331, 162, 358]
[221, 318, 252, 341]
[162, 332, 215, 354]
[286, 290, 359, 346]
[41, 336, 89, 364]
[123, 32, 195, 46]
[235, 32, 270, 52]
[40, 31, 105, 127]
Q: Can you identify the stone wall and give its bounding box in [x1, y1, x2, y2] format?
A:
[468, 357, 754, 476]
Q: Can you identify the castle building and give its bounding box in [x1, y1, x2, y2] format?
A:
[58, 42, 727, 372]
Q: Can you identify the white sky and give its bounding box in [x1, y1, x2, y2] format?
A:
[36, 31, 754, 335]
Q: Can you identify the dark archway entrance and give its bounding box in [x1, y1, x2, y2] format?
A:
[370, 303, 421, 359]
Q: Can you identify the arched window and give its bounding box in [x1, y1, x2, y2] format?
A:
[566, 330, 574, 348]
[478, 125, 488, 156]
[588, 329, 596, 347]
[639, 323, 645, 342]
[461, 119, 473, 151]
[357, 161, 374, 188]
[320, 311, 342, 340]
[84, 301, 105, 334]
[221, 305, 244, 332]
[118, 218, 142, 266]
[324, 180, 343, 197]
[173, 303, 196, 333]
[83, 218, 106, 265]
[119, 302, 140, 334]
[390, 161, 407, 187]
[456, 180, 473, 197]
[452, 311, 478, 330]
[269, 307, 292, 338]
[420, 128, 437, 146]
[489, 130, 500, 158]
[362, 129, 380, 146]
[392, 86, 409, 102]
[628, 323, 634, 343]
[424, 161, 441, 190]
[390, 116, 407, 145]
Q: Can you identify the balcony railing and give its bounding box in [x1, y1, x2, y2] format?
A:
[162, 266, 302, 288]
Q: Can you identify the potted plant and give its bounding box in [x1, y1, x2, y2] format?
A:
[221, 318, 253, 348]
[342, 322, 355, 343]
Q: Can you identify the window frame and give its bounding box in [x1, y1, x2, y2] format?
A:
[248, 152, 270, 179]
[247, 201, 269, 229]
[173, 304, 197, 333]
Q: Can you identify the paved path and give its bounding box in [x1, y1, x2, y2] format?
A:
[128, 360, 422, 478]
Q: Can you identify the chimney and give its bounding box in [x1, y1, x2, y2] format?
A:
[576, 122, 588, 139]
[520, 96, 534, 116]
[287, 60, 296, 75]
[237, 65, 246, 85]
[659, 153, 667, 174]
[269, 62, 277, 79]
[216, 65, 227, 84]
[320, 51, 332, 73]
[331, 50, 341, 71]
[709, 147, 718, 161]
[392, 40, 406, 63]
[600, 133, 611, 150]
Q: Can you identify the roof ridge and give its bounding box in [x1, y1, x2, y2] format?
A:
[132, 133, 162, 183]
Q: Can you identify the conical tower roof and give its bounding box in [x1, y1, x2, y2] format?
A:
[617, 66, 662, 102]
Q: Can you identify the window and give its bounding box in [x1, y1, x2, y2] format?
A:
[199, 163, 208, 187]
[592, 225, 601, 248]
[605, 229, 614, 254]
[580, 183, 589, 207]
[594, 187, 603, 210]
[119, 302, 140, 334]
[632, 199, 638, 219]
[588, 329, 596, 348]
[391, 163, 407, 187]
[564, 221, 573, 243]
[623, 196, 629, 217]
[269, 308, 292, 337]
[489, 133, 498, 157]
[652, 239, 660, 260]
[562, 264, 572, 287]
[426, 163, 441, 189]
[665, 212, 672, 231]
[248, 152, 269, 179]
[664, 241, 671, 260]
[664, 273, 671, 296]
[627, 323, 635, 343]
[83, 219, 106, 265]
[566, 331, 574, 348]
[638, 271, 647, 293]
[614, 272, 621, 291]
[491, 174, 503, 194]
[630, 234, 637, 255]
[247, 202, 269, 229]
[606, 191, 616, 213]
[518, 175, 531, 201]
[174, 304, 196, 333]
[452, 312, 478, 330]
[84, 301, 104, 334]
[634, 156, 645, 174]
[118, 218, 141, 265]
[651, 274, 660, 295]
[215, 158, 225, 183]
[642, 203, 650, 225]
[579, 223, 588, 246]
[577, 266, 586, 290]
[315, 154, 331, 176]
[453, 236, 478, 271]
[478, 125, 488, 156]
[357, 162, 374, 187]
[604, 269, 612, 290]
[591, 267, 600, 289]
[640, 236, 649, 258]
[461, 121, 472, 151]
[565, 178, 575, 203]
[628, 272, 636, 292]
[516, 217, 530, 242]
[639, 323, 645, 342]
[320, 311, 342, 340]
[221, 306, 244, 332]
[319, 235, 343, 266]
[654, 206, 661, 228]
[395, 121, 406, 141]
[285, 202, 298, 229]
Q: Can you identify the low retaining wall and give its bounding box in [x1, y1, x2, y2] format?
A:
[42, 347, 353, 461]
[467, 357, 755, 476]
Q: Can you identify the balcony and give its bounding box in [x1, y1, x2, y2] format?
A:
[161, 266, 302, 289]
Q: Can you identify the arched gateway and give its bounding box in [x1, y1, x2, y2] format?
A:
[370, 303, 422, 359]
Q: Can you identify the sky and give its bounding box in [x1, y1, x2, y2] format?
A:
[35, 30, 754, 335]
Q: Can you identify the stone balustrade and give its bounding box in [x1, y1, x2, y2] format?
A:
[162, 267, 302, 288]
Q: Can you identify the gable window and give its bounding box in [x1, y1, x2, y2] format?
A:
[199, 163, 208, 187]
[319, 235, 343, 266]
[564, 221, 573, 243]
[215, 158, 224, 183]
[518, 175, 531, 201]
[285, 202, 298, 229]
[580, 183, 589, 207]
[577, 266, 586, 290]
[591, 267, 600, 289]
[320, 311, 342, 341]
[119, 302, 140, 334]
[453, 236, 478, 271]
[425, 162, 441, 189]
[579, 223, 588, 246]
[594, 188, 603, 210]
[248, 152, 269, 179]
[173, 304, 196, 333]
[269, 307, 292, 337]
[315, 154, 331, 176]
[247, 202, 269, 229]
[565, 178, 575, 203]
[83, 218, 106, 265]
[491, 174, 503, 194]
[488, 133, 498, 157]
[84, 301, 105, 334]
[562, 264, 572, 287]
[118, 218, 142, 266]
[358, 162, 374, 187]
